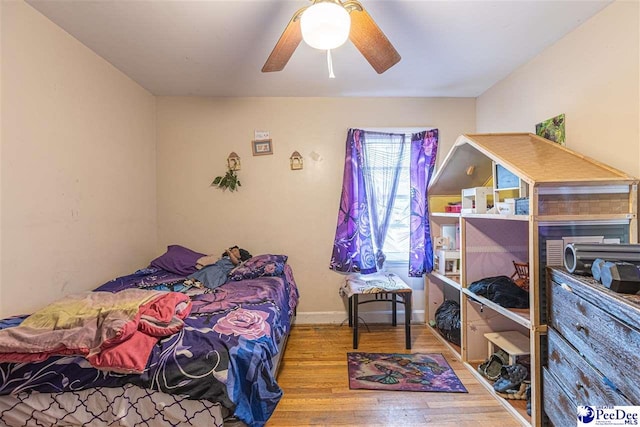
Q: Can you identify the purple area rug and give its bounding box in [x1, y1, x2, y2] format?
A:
[347, 352, 467, 393]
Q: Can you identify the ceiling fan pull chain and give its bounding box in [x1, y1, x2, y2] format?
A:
[327, 49, 336, 79]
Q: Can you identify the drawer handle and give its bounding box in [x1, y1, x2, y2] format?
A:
[575, 323, 587, 333]
[560, 282, 573, 292]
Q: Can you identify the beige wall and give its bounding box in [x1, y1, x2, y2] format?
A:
[477, 0, 640, 178]
[0, 1, 157, 316]
[156, 97, 476, 322]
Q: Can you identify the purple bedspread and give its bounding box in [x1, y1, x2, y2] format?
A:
[0, 265, 299, 427]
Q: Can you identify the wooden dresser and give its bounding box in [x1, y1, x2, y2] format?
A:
[544, 267, 640, 426]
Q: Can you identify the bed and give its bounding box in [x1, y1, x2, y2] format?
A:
[0, 248, 299, 427]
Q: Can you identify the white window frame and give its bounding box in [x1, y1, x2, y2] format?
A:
[358, 127, 435, 267]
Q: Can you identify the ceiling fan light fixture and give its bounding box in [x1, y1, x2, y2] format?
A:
[300, 2, 351, 50]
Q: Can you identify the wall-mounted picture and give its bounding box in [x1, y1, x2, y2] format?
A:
[252, 139, 273, 156]
[535, 113, 565, 146]
[290, 151, 303, 170]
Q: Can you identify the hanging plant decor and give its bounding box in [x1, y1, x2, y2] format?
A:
[211, 168, 241, 192]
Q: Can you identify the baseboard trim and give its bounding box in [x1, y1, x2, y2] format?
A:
[295, 310, 425, 325]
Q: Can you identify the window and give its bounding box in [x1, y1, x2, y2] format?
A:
[361, 128, 430, 264]
[330, 127, 438, 276]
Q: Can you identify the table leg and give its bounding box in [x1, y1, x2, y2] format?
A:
[487, 342, 495, 359]
[353, 294, 359, 349]
[348, 296, 353, 327]
[392, 293, 397, 327]
[405, 293, 412, 350]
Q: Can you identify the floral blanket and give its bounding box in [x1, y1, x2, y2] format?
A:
[0, 265, 299, 427]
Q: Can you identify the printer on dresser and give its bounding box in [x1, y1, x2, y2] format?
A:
[544, 267, 640, 427]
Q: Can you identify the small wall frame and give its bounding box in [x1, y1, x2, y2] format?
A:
[290, 151, 303, 170]
[252, 139, 273, 156]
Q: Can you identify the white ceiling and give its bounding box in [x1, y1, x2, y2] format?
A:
[26, 0, 612, 97]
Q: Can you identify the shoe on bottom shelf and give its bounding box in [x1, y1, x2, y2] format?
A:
[478, 349, 509, 381]
[493, 364, 528, 393]
[496, 381, 529, 400]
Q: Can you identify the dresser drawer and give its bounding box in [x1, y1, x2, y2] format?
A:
[543, 367, 576, 427]
[548, 268, 640, 331]
[547, 328, 632, 406]
[549, 280, 640, 403]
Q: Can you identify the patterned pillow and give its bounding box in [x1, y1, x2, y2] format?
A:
[229, 254, 288, 281]
[150, 245, 205, 276]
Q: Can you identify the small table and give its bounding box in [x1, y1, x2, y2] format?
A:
[340, 272, 412, 350]
[484, 331, 530, 365]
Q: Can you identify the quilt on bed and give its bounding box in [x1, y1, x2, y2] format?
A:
[0, 289, 191, 373]
[0, 263, 299, 427]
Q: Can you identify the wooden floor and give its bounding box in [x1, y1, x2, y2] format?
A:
[267, 323, 522, 426]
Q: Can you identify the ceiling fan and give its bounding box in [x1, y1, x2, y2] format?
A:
[262, 0, 401, 75]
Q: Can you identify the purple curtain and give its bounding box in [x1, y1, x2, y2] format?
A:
[330, 128, 438, 276]
[329, 129, 377, 274]
[409, 129, 439, 276]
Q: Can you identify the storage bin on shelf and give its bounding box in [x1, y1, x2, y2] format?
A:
[445, 204, 462, 213]
[515, 197, 529, 215]
[496, 198, 515, 215]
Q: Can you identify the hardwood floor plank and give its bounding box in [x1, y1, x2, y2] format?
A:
[267, 324, 523, 426]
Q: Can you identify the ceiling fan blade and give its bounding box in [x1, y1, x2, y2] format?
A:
[262, 8, 306, 73]
[347, 3, 401, 74]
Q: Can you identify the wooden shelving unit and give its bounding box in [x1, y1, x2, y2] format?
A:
[426, 133, 638, 426]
